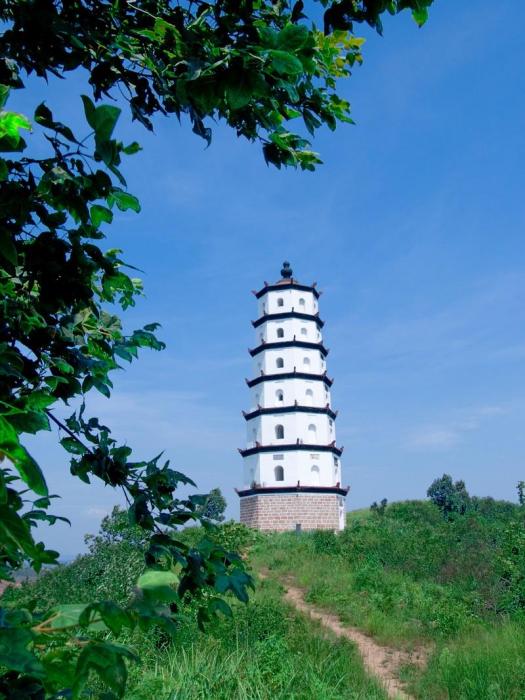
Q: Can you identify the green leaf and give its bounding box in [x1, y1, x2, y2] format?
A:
[0, 110, 31, 143]
[277, 24, 309, 50]
[0, 85, 9, 108]
[0, 505, 37, 556]
[51, 358, 75, 375]
[93, 104, 121, 143]
[0, 428, 48, 496]
[108, 188, 141, 213]
[0, 414, 18, 444]
[0, 628, 44, 677]
[74, 641, 137, 698]
[90, 204, 114, 227]
[269, 50, 304, 75]
[26, 391, 55, 410]
[80, 602, 133, 635]
[123, 141, 142, 155]
[8, 410, 50, 434]
[137, 569, 179, 589]
[412, 7, 428, 25]
[0, 229, 17, 265]
[49, 604, 87, 628]
[81, 94, 97, 131]
[50, 604, 107, 631]
[257, 26, 278, 48]
[226, 81, 253, 110]
[60, 437, 88, 455]
[209, 598, 232, 617]
[35, 102, 77, 142]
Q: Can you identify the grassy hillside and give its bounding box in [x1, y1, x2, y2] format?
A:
[252, 499, 525, 699]
[3, 499, 524, 699]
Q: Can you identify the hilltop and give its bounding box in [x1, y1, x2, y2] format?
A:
[3, 496, 524, 698]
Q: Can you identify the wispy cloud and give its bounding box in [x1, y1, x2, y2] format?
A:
[405, 405, 507, 452]
[83, 387, 241, 460]
[332, 271, 525, 382]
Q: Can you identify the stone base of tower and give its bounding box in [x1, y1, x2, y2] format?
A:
[239, 489, 347, 532]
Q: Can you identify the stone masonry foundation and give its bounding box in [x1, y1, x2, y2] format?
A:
[239, 492, 343, 531]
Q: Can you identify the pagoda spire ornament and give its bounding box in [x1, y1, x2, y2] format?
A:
[236, 264, 349, 531]
[280, 261, 293, 279]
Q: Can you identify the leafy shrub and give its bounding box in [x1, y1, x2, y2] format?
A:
[370, 498, 388, 516]
[494, 519, 525, 613]
[208, 520, 262, 553]
[427, 474, 471, 518]
[311, 529, 341, 555]
[4, 507, 146, 610]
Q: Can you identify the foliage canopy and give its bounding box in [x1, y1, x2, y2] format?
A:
[0, 0, 433, 696]
[427, 474, 471, 519]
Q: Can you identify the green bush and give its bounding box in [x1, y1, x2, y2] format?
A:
[208, 520, 262, 553]
[311, 529, 341, 555]
[4, 507, 146, 610]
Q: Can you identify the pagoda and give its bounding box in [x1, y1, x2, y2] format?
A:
[236, 262, 349, 531]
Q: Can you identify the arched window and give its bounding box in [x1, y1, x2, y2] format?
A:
[308, 423, 317, 436]
[277, 298, 284, 307]
[299, 298, 305, 307]
[276, 389, 284, 402]
[276, 327, 284, 338]
[300, 327, 307, 336]
[311, 465, 320, 485]
[276, 357, 284, 369]
[274, 466, 284, 482]
[303, 357, 311, 366]
[305, 388, 314, 404]
[259, 332, 264, 343]
[275, 424, 284, 439]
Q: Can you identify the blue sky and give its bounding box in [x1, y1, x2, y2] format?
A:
[15, 0, 525, 555]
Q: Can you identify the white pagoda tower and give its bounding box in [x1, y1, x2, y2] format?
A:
[236, 262, 348, 531]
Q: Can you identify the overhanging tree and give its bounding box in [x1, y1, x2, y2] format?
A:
[0, 0, 434, 696]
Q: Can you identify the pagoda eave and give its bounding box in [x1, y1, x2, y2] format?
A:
[243, 405, 337, 421]
[255, 281, 320, 299]
[246, 372, 334, 388]
[236, 485, 350, 498]
[249, 340, 329, 358]
[240, 443, 343, 458]
[252, 311, 325, 329]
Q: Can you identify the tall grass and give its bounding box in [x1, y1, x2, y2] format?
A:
[126, 578, 388, 700]
[416, 622, 525, 700]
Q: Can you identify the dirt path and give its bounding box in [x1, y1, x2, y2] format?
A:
[263, 572, 428, 700]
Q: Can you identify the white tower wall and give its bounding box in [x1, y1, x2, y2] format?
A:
[246, 413, 335, 446]
[256, 318, 322, 343]
[253, 347, 326, 375]
[250, 378, 330, 410]
[239, 264, 348, 532]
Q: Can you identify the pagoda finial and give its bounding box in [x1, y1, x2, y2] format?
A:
[281, 261, 293, 279]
